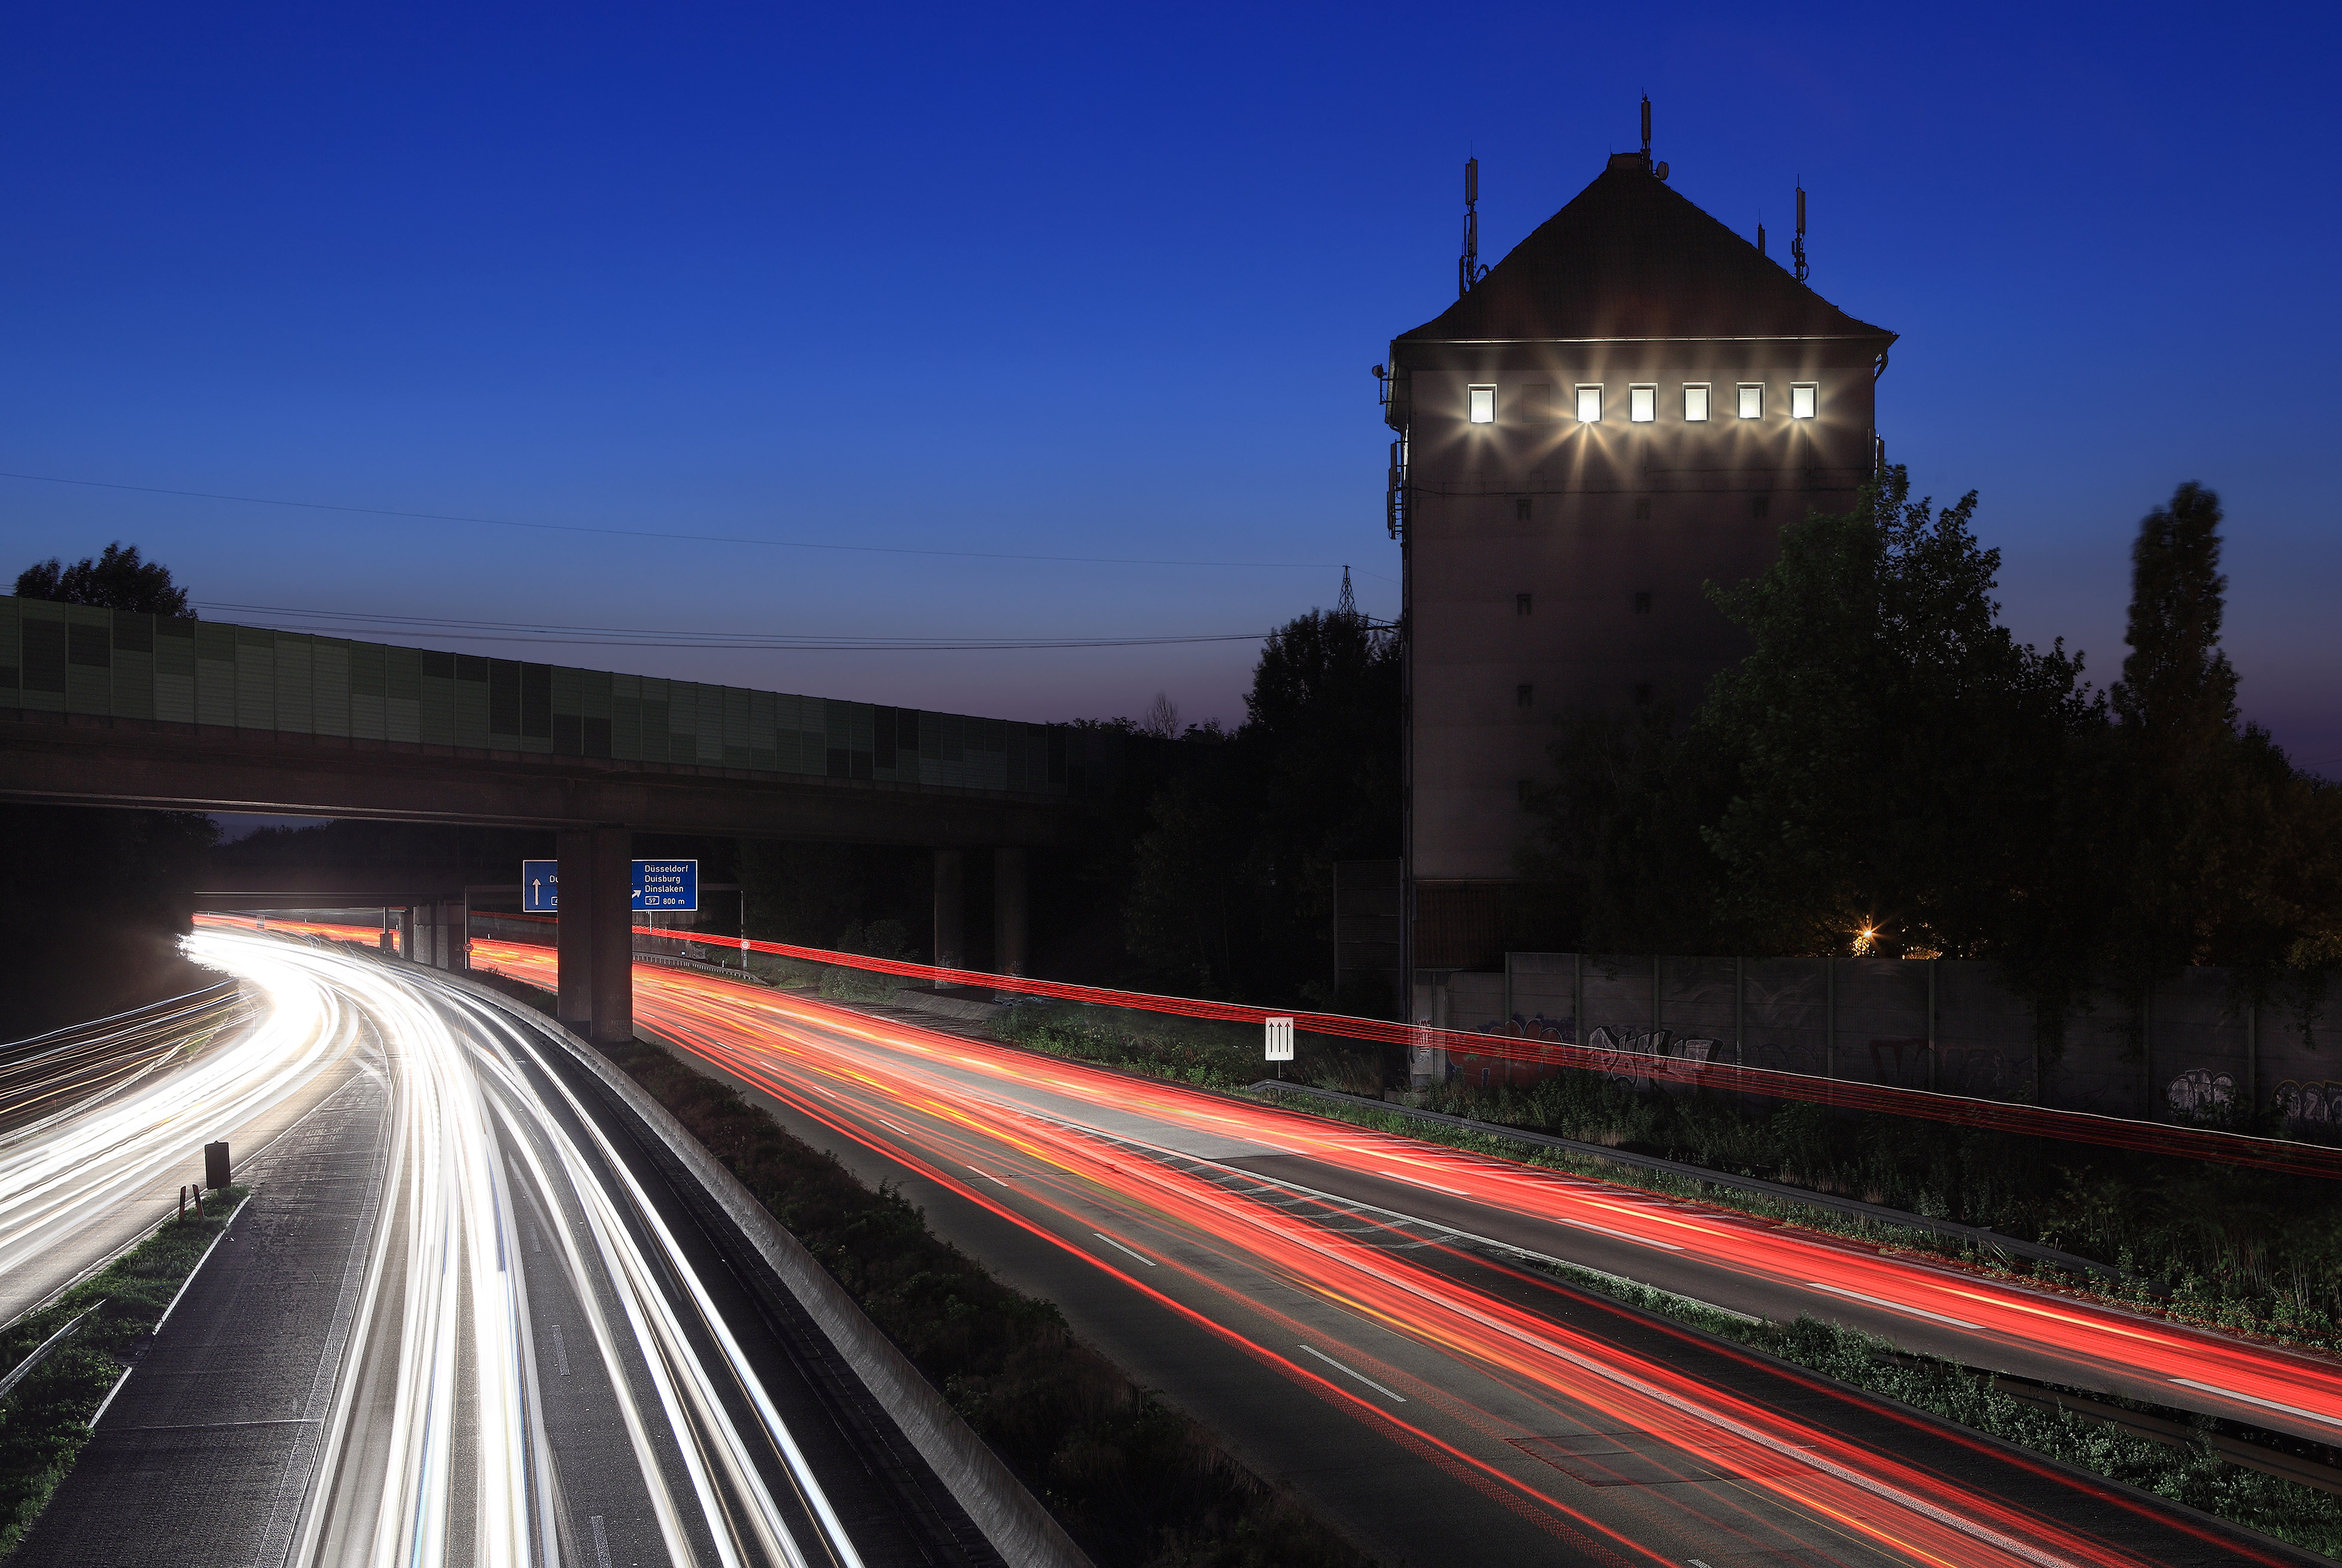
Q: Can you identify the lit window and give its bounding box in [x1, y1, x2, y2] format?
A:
[1628, 385, 1656, 422]
[1467, 385, 1495, 424]
[1737, 383, 1764, 419]
[1576, 385, 1602, 423]
[1790, 382, 1818, 419]
[1683, 384, 1710, 421]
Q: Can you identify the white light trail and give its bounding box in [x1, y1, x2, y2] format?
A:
[187, 930, 864, 1568]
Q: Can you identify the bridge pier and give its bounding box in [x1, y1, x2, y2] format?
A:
[558, 826, 635, 1045]
[993, 848, 1028, 977]
[933, 849, 966, 975]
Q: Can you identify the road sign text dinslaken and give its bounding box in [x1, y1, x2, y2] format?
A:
[519, 859, 699, 914]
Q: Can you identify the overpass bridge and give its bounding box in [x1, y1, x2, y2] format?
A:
[0, 593, 1135, 1043]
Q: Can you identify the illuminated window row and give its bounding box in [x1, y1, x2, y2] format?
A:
[1466, 382, 1819, 424]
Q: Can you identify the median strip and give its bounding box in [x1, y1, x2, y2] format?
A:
[0, 1183, 251, 1556]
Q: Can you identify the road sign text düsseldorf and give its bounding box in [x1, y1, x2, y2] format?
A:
[519, 859, 698, 914]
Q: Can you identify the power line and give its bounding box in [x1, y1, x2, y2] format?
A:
[193, 601, 1273, 652]
[2, 469, 1400, 580]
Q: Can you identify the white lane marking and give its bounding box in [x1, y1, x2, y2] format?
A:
[1803, 1281, 1982, 1332]
[1092, 1232, 1157, 1268]
[550, 1323, 571, 1377]
[1376, 1169, 1468, 1196]
[1297, 1343, 1408, 1403]
[876, 1119, 910, 1135]
[2172, 1378, 2342, 1431]
[970, 1165, 1012, 1185]
[589, 1514, 613, 1568]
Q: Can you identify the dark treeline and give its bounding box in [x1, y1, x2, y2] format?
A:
[1522, 470, 2342, 1043]
[736, 607, 1401, 1012]
[4, 544, 211, 1040]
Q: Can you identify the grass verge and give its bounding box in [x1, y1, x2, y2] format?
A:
[1545, 1264, 2342, 1557]
[595, 1034, 1370, 1568]
[0, 1185, 250, 1554]
[984, 1002, 2342, 1359]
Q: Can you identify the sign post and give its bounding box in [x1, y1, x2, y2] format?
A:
[1265, 1015, 1295, 1079]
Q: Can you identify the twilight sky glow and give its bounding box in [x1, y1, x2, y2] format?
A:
[3, 2, 2335, 771]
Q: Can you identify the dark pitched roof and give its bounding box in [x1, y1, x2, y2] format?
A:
[1397, 154, 1895, 344]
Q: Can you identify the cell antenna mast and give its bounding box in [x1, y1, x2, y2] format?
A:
[1458, 157, 1487, 299]
[1338, 565, 1357, 617]
[1640, 95, 1652, 157]
[1792, 182, 1810, 283]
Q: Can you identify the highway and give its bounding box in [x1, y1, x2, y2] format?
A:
[464, 940, 2333, 1568]
[0, 951, 360, 1325]
[33, 925, 1017, 1568]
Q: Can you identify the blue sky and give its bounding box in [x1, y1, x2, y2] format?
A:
[4, 2, 2336, 771]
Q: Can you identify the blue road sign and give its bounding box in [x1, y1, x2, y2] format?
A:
[519, 858, 698, 913]
[633, 859, 698, 912]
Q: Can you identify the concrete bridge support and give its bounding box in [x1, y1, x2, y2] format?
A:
[557, 826, 635, 1046]
[933, 850, 966, 974]
[407, 900, 468, 972]
[993, 848, 1028, 977]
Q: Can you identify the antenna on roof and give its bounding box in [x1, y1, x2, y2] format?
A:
[1640, 95, 1652, 157]
[1458, 157, 1488, 299]
[1338, 566, 1357, 618]
[1792, 182, 1809, 283]
[1757, 220, 1767, 258]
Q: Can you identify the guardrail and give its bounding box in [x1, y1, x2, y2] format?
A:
[659, 928, 2342, 1182]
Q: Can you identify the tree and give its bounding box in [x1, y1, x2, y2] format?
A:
[15, 542, 193, 616]
[1674, 467, 2098, 959]
[1114, 604, 1400, 1003]
[2111, 483, 2236, 759]
[2099, 483, 2342, 1003]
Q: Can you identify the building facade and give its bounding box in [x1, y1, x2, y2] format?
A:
[1382, 148, 1896, 1000]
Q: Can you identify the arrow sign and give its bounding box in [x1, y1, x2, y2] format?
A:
[521, 858, 698, 914]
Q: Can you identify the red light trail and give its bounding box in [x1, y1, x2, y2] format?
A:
[438, 934, 2325, 1567]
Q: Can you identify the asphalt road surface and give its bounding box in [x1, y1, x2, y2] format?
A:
[21, 930, 1010, 1568]
[474, 946, 2330, 1568]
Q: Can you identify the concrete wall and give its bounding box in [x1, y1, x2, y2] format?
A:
[1426, 952, 2342, 1134]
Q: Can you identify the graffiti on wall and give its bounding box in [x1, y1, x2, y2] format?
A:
[2274, 1079, 2342, 1127]
[2166, 1067, 2235, 1115]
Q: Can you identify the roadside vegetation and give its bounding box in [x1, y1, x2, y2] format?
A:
[0, 1185, 249, 1554]
[974, 1000, 2342, 1354]
[593, 1033, 1372, 1568]
[1552, 1266, 2342, 1558]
